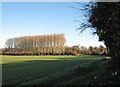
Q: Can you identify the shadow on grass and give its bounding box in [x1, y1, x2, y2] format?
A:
[2, 58, 100, 85]
[2, 58, 119, 86]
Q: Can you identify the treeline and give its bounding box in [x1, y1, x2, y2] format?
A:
[2, 34, 66, 55]
[64, 45, 108, 56]
[2, 33, 108, 56]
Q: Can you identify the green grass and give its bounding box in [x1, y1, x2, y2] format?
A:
[1, 55, 102, 64]
[2, 55, 119, 86]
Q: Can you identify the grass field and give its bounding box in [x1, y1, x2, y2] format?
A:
[1, 55, 102, 64]
[2, 55, 119, 86]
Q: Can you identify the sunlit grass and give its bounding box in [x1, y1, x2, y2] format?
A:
[1, 55, 102, 64]
[2, 56, 75, 64]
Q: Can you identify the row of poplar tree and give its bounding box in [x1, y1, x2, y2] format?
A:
[2, 33, 108, 55]
[4, 33, 66, 55]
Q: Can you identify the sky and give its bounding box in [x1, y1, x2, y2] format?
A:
[1, 2, 105, 48]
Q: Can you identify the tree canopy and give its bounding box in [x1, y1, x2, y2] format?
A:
[79, 2, 120, 65]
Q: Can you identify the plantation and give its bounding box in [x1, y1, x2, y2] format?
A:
[2, 55, 120, 86]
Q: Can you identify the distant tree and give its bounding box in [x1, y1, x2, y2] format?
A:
[4, 34, 66, 55]
[88, 46, 94, 54]
[65, 46, 73, 55]
[71, 46, 80, 55]
[98, 45, 106, 55]
[80, 46, 88, 55]
[5, 38, 14, 53]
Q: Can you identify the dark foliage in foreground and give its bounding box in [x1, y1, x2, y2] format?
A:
[77, 2, 120, 66]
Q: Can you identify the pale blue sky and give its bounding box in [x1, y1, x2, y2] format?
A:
[1, 2, 105, 48]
